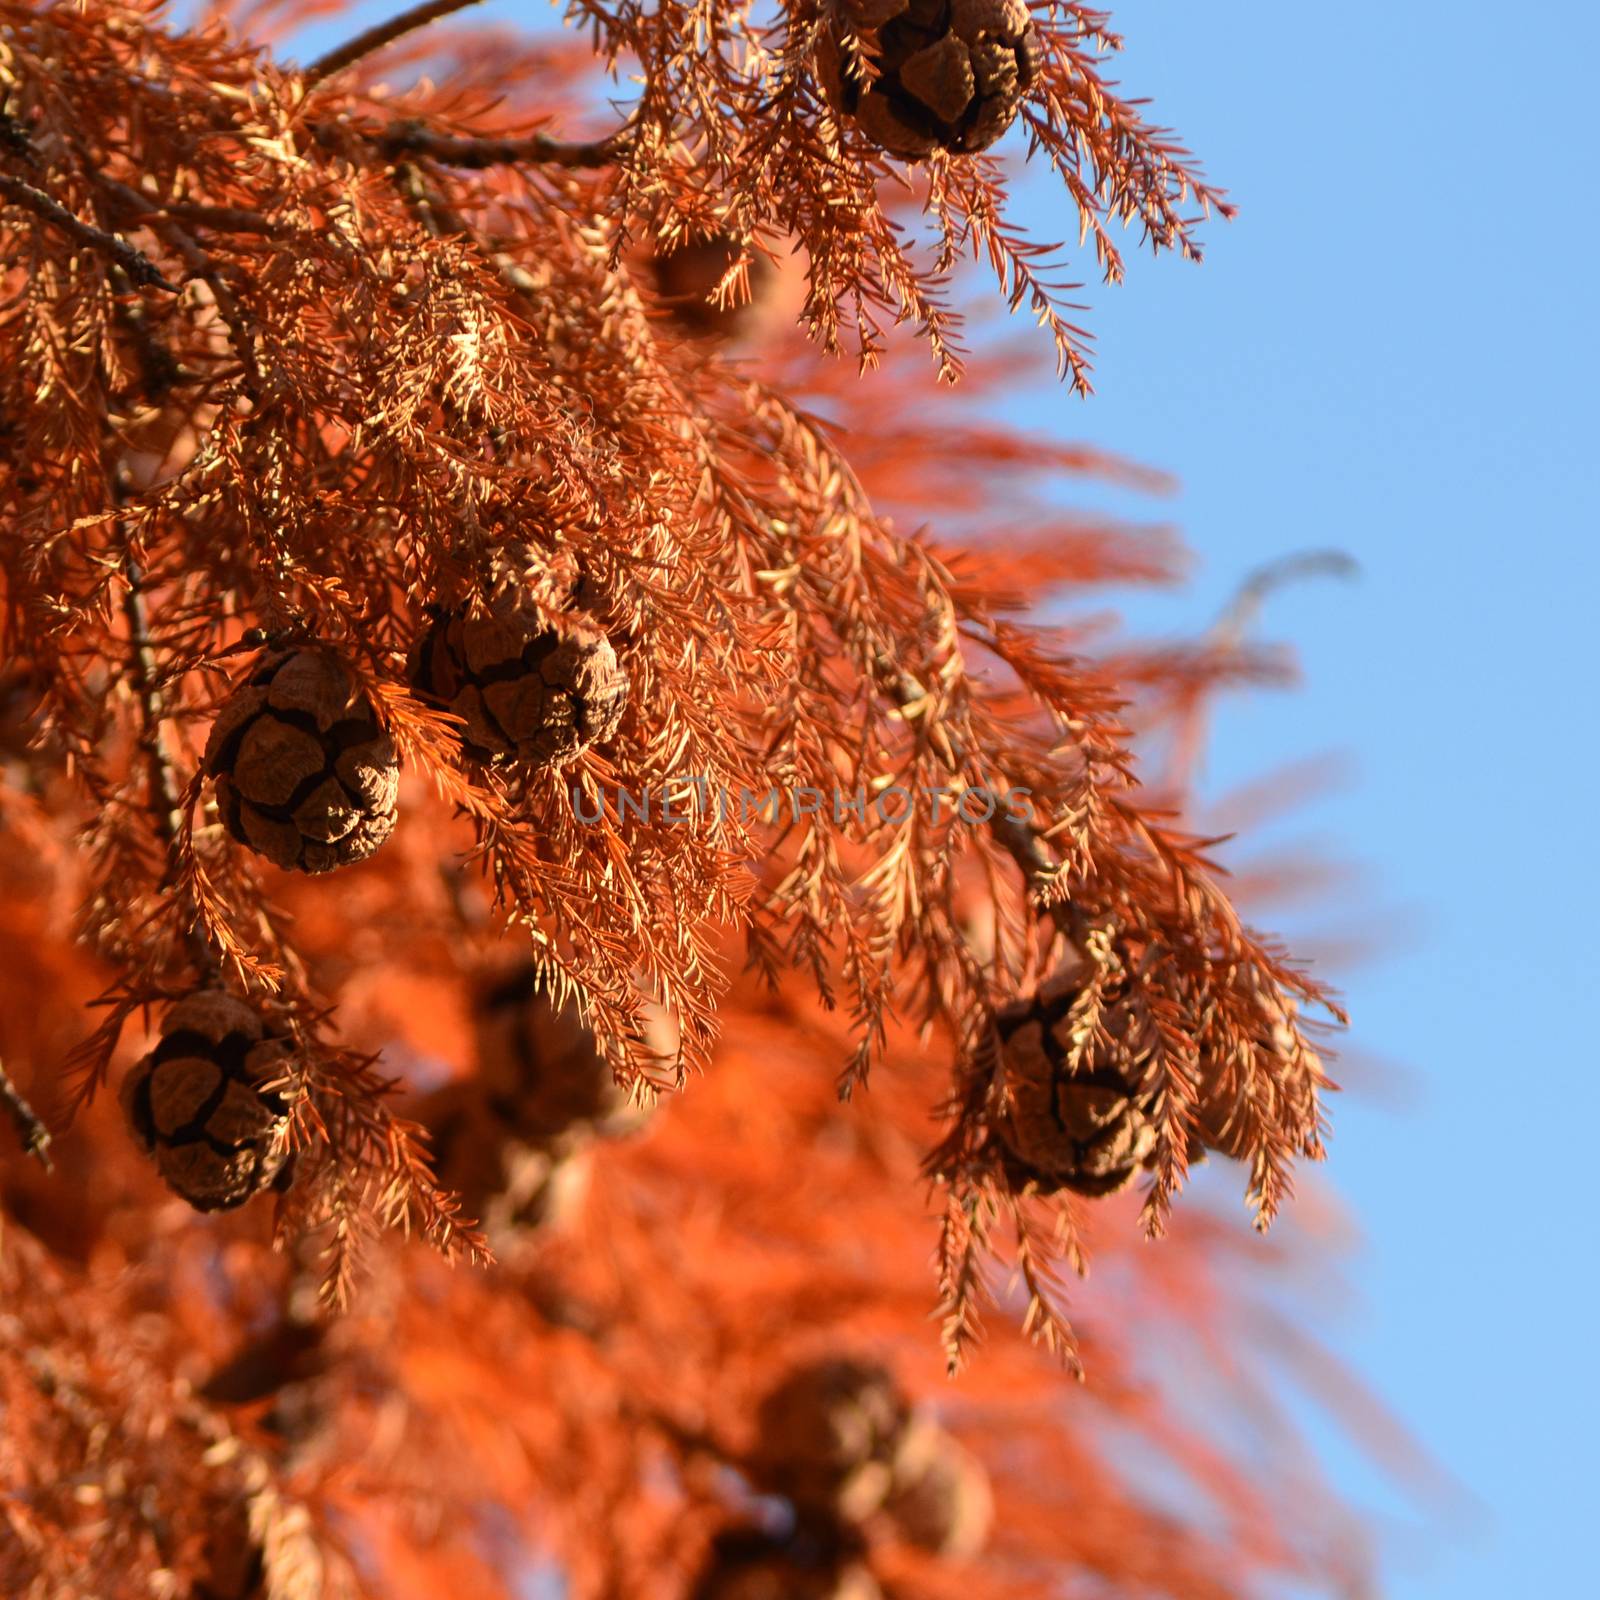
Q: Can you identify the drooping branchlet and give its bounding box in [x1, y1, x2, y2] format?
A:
[1192, 989, 1328, 1163]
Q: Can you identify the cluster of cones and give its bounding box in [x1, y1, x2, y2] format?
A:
[119, 939, 1316, 1218]
[202, 570, 627, 877]
[648, 5, 1045, 345]
[121, 956, 665, 1221]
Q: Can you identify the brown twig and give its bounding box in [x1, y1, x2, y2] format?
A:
[0, 172, 177, 292]
[0, 1058, 53, 1170]
[121, 562, 186, 853]
[120, 551, 220, 980]
[156, 202, 288, 238]
[1212, 548, 1359, 647]
[378, 122, 627, 171]
[109, 267, 186, 396]
[392, 160, 543, 299]
[303, 0, 487, 87]
[96, 176, 265, 394]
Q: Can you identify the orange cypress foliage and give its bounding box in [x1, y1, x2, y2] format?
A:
[0, 3, 1379, 1595]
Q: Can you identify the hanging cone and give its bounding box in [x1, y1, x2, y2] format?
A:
[471, 963, 666, 1145]
[409, 595, 627, 768]
[203, 647, 398, 875]
[816, 0, 1042, 159]
[991, 964, 1160, 1198]
[650, 233, 779, 339]
[121, 990, 295, 1212]
[692, 1529, 881, 1600]
[420, 1082, 593, 1256]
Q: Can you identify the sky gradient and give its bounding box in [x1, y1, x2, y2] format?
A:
[1002, 4, 1597, 1592]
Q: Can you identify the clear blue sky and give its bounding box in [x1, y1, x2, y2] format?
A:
[997, 3, 1598, 1593]
[252, 2, 1599, 1591]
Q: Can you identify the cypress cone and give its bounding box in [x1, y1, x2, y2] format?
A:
[651, 234, 778, 339]
[882, 1418, 993, 1557]
[992, 964, 1160, 1198]
[409, 594, 627, 768]
[423, 1082, 593, 1253]
[472, 963, 663, 1145]
[419, 966, 670, 1253]
[817, 0, 1043, 159]
[203, 647, 399, 875]
[120, 991, 294, 1212]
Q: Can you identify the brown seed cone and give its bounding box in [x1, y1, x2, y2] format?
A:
[749, 1358, 912, 1524]
[992, 965, 1160, 1198]
[816, 0, 1042, 159]
[203, 648, 399, 875]
[409, 596, 627, 768]
[883, 1418, 993, 1557]
[472, 964, 665, 1144]
[693, 1531, 882, 1600]
[120, 991, 294, 1212]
